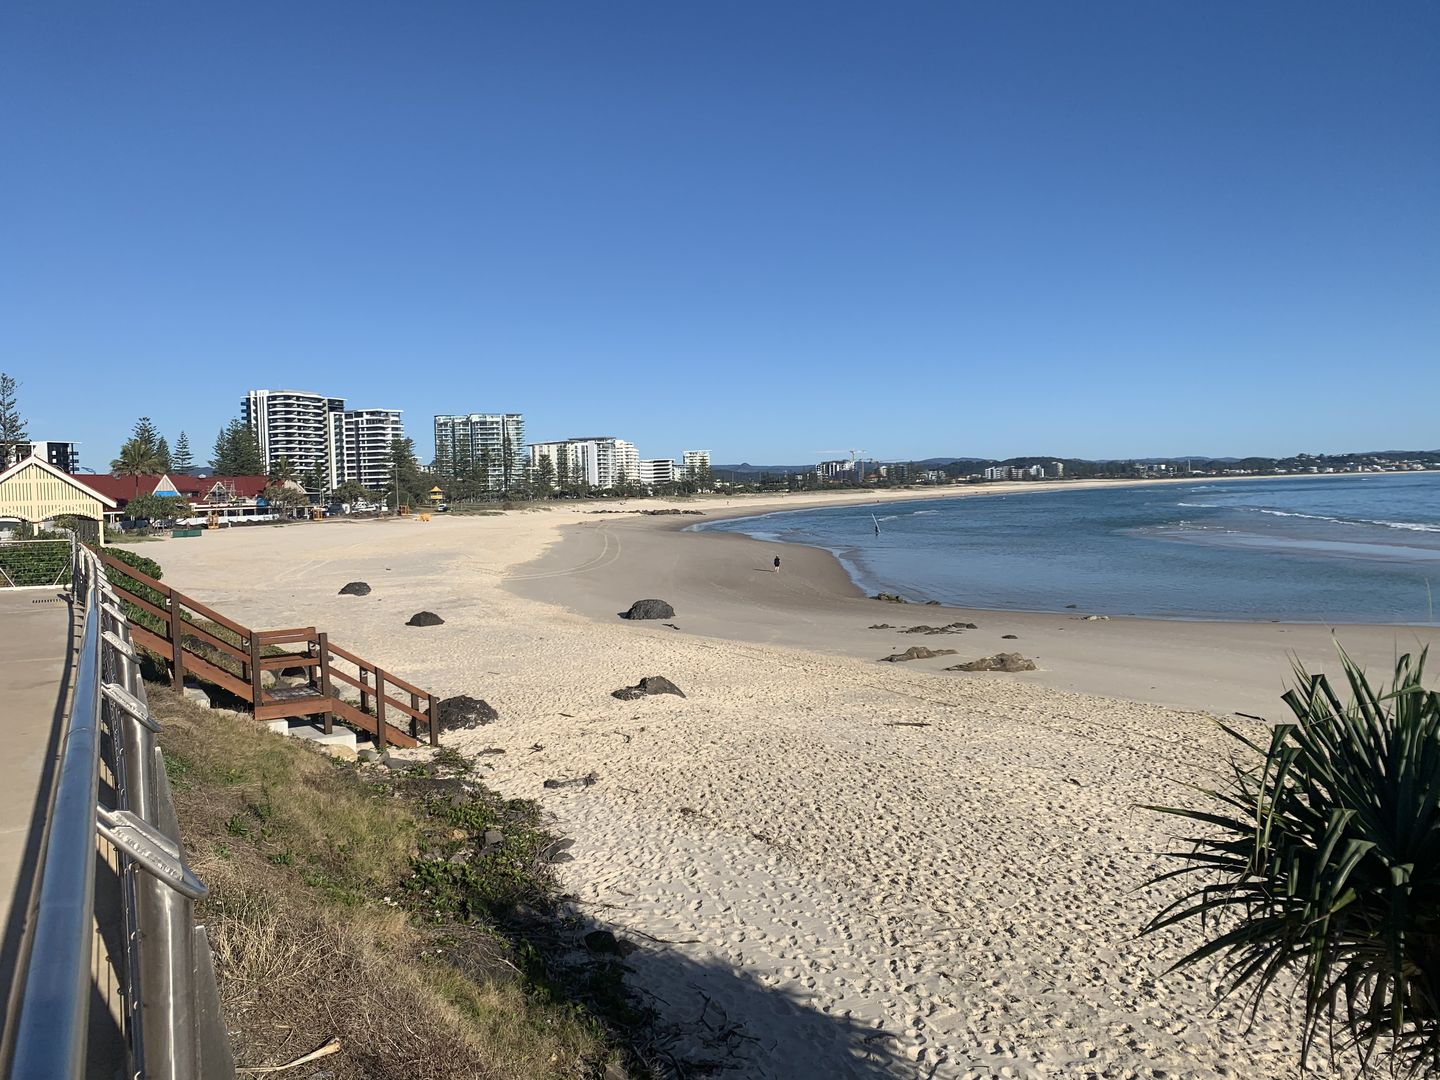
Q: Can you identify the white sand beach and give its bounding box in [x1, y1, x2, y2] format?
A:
[149, 489, 1438, 1079]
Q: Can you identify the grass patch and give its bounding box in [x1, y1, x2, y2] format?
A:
[151, 684, 645, 1078]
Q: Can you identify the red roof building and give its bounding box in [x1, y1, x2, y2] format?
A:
[72, 474, 270, 510]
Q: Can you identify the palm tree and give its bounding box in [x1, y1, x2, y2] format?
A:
[267, 455, 298, 485]
[1145, 649, 1440, 1075]
[111, 437, 168, 476]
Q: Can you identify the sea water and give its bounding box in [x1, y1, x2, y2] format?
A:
[697, 473, 1440, 624]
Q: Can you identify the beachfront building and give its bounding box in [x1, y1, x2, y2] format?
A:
[638, 458, 675, 486]
[74, 473, 270, 526]
[28, 440, 81, 473]
[341, 408, 404, 491]
[681, 450, 711, 478]
[243, 389, 346, 488]
[817, 459, 854, 481]
[433, 413, 527, 494]
[529, 437, 638, 490]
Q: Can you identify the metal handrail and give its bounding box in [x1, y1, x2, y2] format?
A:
[7, 539, 102, 1078]
[6, 538, 234, 1079]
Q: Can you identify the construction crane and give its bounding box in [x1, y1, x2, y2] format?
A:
[814, 449, 870, 482]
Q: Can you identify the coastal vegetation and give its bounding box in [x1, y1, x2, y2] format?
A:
[110, 416, 172, 475]
[150, 684, 645, 1078]
[0, 371, 26, 468]
[210, 417, 265, 475]
[1146, 650, 1440, 1076]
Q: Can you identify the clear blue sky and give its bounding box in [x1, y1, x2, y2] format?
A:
[2, 2, 1436, 468]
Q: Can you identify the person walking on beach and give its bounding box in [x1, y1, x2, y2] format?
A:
[773, 555, 781, 574]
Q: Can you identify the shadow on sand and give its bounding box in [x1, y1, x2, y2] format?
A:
[559, 904, 916, 1079]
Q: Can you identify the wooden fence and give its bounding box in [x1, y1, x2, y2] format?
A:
[99, 550, 438, 750]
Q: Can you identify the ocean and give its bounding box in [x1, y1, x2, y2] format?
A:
[697, 473, 1440, 624]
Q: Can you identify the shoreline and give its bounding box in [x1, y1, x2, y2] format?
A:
[506, 490, 1437, 719]
[672, 469, 1437, 626]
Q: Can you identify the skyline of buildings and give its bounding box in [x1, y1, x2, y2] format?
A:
[240, 387, 711, 495]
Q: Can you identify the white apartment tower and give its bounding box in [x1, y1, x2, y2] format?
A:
[638, 459, 675, 486]
[342, 409, 404, 491]
[681, 449, 711, 478]
[529, 437, 637, 490]
[245, 388, 404, 492]
[243, 389, 345, 486]
[433, 413, 527, 494]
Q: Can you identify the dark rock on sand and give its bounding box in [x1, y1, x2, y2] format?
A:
[1001, 634, 1019, 640]
[925, 600, 942, 605]
[881, 646, 958, 663]
[872, 593, 908, 604]
[623, 598, 675, 620]
[407, 611, 445, 626]
[339, 581, 371, 596]
[543, 772, 598, 790]
[868, 623, 896, 629]
[612, 675, 686, 700]
[437, 696, 499, 730]
[901, 622, 978, 635]
[947, 652, 1037, 672]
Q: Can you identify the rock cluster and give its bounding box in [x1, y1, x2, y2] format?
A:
[947, 653, 1037, 672]
[881, 646, 958, 663]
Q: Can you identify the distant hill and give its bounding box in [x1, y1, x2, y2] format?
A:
[715, 462, 817, 476]
[714, 449, 1440, 479]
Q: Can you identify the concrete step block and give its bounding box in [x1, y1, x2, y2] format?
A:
[287, 725, 358, 752]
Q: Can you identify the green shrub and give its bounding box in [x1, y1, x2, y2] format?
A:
[0, 540, 70, 587]
[97, 545, 166, 631]
[1145, 649, 1440, 1076]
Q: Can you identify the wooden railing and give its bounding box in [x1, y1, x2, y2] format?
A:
[99, 550, 438, 750]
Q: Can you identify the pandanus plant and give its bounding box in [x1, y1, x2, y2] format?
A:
[1145, 649, 1440, 1075]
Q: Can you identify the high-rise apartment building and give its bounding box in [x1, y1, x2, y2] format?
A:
[342, 409, 404, 491]
[243, 389, 345, 487]
[681, 449, 711, 478]
[31, 440, 81, 473]
[245, 388, 404, 493]
[638, 459, 675, 486]
[529, 437, 637, 490]
[433, 413, 526, 494]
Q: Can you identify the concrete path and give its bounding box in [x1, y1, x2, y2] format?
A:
[0, 589, 74, 1005]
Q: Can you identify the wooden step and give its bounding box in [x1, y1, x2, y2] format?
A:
[329, 696, 418, 749]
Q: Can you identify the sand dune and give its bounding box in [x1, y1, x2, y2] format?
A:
[141, 494, 1425, 1078]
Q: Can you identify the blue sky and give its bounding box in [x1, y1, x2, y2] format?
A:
[2, 2, 1436, 467]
